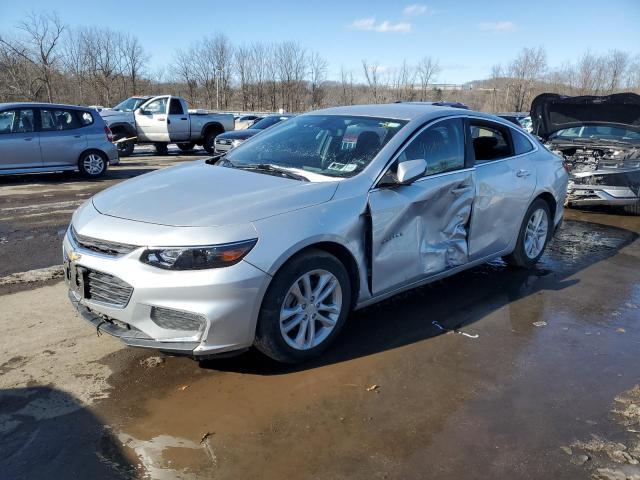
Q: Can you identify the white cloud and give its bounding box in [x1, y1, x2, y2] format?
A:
[477, 21, 517, 32]
[403, 4, 432, 16]
[349, 17, 412, 33]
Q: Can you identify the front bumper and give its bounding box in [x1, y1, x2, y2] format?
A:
[63, 231, 271, 357]
[567, 183, 640, 207]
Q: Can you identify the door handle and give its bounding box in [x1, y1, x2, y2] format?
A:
[516, 169, 531, 177]
[180, 118, 187, 121]
[73, 135, 81, 138]
[24, 137, 33, 141]
[167, 119, 171, 125]
[451, 186, 471, 195]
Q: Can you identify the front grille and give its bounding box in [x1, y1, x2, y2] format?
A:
[85, 269, 133, 308]
[215, 139, 232, 145]
[71, 227, 137, 257]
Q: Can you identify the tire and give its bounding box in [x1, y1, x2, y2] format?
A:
[78, 151, 108, 178]
[202, 129, 221, 154]
[113, 133, 134, 157]
[254, 249, 352, 363]
[177, 142, 196, 152]
[622, 202, 640, 215]
[154, 142, 169, 155]
[503, 198, 552, 268]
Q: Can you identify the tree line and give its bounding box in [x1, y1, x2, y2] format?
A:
[1, 12, 639, 113]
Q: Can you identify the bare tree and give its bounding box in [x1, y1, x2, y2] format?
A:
[506, 46, 547, 112]
[416, 56, 440, 101]
[607, 50, 630, 93]
[391, 60, 417, 101]
[120, 33, 148, 95]
[308, 51, 327, 108]
[362, 59, 382, 102]
[0, 11, 65, 102]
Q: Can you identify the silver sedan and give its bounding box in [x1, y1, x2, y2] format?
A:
[64, 103, 568, 363]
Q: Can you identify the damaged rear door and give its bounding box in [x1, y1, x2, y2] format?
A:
[368, 117, 475, 295]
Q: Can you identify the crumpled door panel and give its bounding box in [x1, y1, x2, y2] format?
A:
[368, 170, 474, 295]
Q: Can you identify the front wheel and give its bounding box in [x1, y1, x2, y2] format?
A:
[503, 199, 551, 268]
[254, 249, 351, 363]
[154, 142, 169, 155]
[78, 151, 108, 178]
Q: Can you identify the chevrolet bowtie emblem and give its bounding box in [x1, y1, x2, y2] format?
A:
[68, 250, 81, 262]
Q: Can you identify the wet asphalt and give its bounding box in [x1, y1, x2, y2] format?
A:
[1, 149, 640, 479]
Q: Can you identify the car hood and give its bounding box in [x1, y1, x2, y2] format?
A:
[91, 161, 339, 227]
[217, 129, 261, 141]
[531, 92, 640, 139]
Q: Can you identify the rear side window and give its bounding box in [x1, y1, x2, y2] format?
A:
[470, 122, 511, 162]
[40, 109, 81, 131]
[169, 99, 184, 115]
[0, 109, 35, 134]
[512, 130, 534, 155]
[79, 111, 94, 126]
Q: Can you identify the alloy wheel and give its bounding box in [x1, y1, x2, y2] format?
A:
[523, 208, 548, 259]
[83, 154, 104, 175]
[279, 269, 343, 350]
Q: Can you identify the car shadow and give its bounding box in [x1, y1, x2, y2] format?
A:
[201, 218, 639, 375]
[0, 386, 135, 479]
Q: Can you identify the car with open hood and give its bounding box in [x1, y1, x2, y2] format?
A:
[531, 92, 640, 214]
[64, 103, 567, 363]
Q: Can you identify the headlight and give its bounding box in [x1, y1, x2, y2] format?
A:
[140, 239, 257, 270]
[231, 139, 243, 147]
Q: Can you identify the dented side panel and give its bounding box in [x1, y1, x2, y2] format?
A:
[367, 170, 474, 295]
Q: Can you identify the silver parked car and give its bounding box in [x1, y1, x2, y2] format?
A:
[64, 104, 568, 363]
[0, 103, 118, 177]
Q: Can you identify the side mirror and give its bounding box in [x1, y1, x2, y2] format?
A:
[396, 159, 427, 185]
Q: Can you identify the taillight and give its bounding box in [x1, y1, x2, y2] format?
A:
[104, 126, 113, 142]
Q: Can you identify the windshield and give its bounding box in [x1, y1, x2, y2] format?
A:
[113, 97, 148, 112]
[251, 116, 290, 130]
[224, 115, 408, 179]
[550, 125, 640, 143]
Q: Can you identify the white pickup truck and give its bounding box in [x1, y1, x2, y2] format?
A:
[99, 95, 235, 156]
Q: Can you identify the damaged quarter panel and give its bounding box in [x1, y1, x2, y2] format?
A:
[368, 170, 474, 295]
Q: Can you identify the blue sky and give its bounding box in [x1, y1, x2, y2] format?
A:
[0, 0, 638, 83]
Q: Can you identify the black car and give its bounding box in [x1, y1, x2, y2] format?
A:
[531, 92, 640, 215]
[214, 115, 293, 154]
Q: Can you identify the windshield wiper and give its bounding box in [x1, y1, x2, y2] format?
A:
[236, 163, 309, 182]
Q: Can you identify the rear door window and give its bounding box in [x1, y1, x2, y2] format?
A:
[0, 109, 35, 134]
[470, 122, 512, 162]
[40, 109, 81, 131]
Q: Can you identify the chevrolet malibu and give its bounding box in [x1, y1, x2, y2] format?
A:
[64, 103, 568, 363]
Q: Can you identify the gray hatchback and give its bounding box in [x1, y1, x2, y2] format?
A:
[0, 102, 118, 177]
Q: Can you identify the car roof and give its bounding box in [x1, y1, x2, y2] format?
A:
[309, 103, 500, 123]
[0, 102, 94, 111]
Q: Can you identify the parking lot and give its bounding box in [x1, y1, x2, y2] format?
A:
[0, 149, 639, 479]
